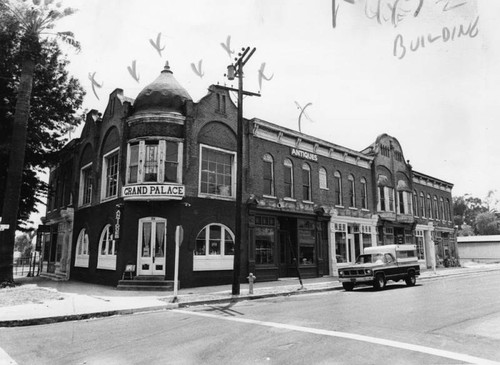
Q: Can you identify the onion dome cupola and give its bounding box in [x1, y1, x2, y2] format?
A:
[133, 61, 192, 115]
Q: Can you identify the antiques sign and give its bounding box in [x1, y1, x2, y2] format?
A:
[290, 148, 318, 162]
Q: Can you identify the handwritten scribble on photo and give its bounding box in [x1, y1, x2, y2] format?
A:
[88, 72, 103, 100]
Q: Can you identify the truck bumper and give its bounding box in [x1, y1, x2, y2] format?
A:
[339, 276, 374, 283]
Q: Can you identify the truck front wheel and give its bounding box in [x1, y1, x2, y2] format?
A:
[405, 272, 416, 286]
[373, 274, 386, 290]
[342, 282, 355, 291]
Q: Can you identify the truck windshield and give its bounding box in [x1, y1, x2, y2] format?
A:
[355, 254, 385, 264]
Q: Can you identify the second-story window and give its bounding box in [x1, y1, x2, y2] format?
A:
[427, 194, 432, 218]
[379, 186, 386, 211]
[433, 196, 439, 219]
[102, 149, 119, 199]
[319, 167, 328, 190]
[334, 171, 342, 206]
[127, 140, 182, 185]
[420, 192, 425, 217]
[79, 163, 92, 206]
[388, 187, 395, 211]
[284, 158, 294, 198]
[263, 154, 274, 196]
[361, 178, 368, 209]
[348, 174, 355, 207]
[302, 163, 311, 201]
[199, 145, 235, 198]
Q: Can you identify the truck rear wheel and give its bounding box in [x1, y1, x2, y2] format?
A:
[373, 274, 386, 290]
[405, 272, 416, 286]
[342, 282, 355, 291]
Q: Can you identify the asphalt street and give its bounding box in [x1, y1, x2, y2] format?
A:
[1, 271, 500, 364]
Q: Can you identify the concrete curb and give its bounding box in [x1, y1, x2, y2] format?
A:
[2, 266, 499, 327]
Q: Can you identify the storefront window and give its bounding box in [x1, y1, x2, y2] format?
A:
[255, 227, 275, 265]
[298, 219, 315, 265]
[335, 223, 347, 263]
[415, 230, 425, 260]
[193, 224, 235, 271]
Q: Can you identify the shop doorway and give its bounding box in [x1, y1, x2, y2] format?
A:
[137, 217, 166, 276]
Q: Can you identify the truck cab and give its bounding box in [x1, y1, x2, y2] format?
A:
[338, 244, 420, 291]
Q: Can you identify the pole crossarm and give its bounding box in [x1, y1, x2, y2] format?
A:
[214, 85, 261, 97]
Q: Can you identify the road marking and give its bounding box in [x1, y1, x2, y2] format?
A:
[173, 309, 500, 365]
[0, 346, 17, 364]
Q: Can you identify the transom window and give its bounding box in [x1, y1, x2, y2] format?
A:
[97, 224, 116, 270]
[199, 145, 235, 198]
[102, 149, 119, 199]
[193, 224, 235, 271]
[263, 154, 274, 196]
[127, 140, 182, 185]
[79, 163, 92, 206]
[75, 228, 89, 268]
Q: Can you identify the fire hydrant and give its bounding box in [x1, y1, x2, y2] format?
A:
[247, 273, 256, 294]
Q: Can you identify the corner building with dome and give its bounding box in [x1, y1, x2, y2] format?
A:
[40, 62, 458, 288]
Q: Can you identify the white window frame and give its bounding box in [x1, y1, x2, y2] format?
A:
[193, 223, 235, 271]
[126, 139, 183, 185]
[198, 144, 236, 200]
[79, 162, 93, 207]
[74, 228, 89, 268]
[97, 224, 116, 270]
[101, 147, 120, 201]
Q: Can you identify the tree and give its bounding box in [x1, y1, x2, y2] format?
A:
[475, 212, 500, 236]
[14, 232, 34, 258]
[453, 193, 500, 236]
[0, 0, 81, 286]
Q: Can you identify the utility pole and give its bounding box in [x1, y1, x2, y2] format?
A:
[221, 47, 260, 295]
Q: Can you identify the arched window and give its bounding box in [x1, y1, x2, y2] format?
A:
[440, 197, 445, 221]
[319, 167, 328, 190]
[413, 190, 418, 216]
[433, 196, 439, 219]
[334, 171, 342, 206]
[427, 194, 432, 218]
[446, 198, 451, 221]
[97, 224, 116, 270]
[263, 154, 274, 196]
[284, 159, 294, 198]
[419, 192, 425, 217]
[348, 174, 355, 207]
[75, 228, 89, 268]
[193, 224, 235, 271]
[302, 163, 311, 201]
[361, 178, 368, 209]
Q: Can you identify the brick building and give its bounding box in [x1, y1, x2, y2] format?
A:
[39, 62, 457, 287]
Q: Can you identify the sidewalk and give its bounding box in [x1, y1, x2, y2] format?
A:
[1, 261, 499, 327]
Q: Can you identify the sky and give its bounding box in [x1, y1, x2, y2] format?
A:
[29, 0, 500, 226]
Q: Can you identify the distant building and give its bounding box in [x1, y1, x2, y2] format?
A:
[39, 62, 457, 287]
[457, 235, 500, 262]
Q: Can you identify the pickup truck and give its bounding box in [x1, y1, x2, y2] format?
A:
[338, 244, 420, 291]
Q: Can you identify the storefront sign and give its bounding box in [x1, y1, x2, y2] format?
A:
[115, 210, 121, 239]
[290, 148, 318, 162]
[122, 184, 185, 200]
